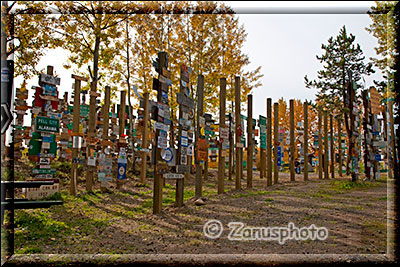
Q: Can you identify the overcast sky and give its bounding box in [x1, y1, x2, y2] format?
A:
[225, 1, 383, 120]
[9, 1, 384, 141]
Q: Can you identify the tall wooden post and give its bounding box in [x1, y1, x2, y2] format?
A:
[267, 98, 272, 186]
[228, 103, 234, 180]
[86, 76, 99, 192]
[290, 99, 295, 181]
[388, 100, 396, 178]
[324, 111, 329, 179]
[318, 109, 323, 179]
[383, 105, 392, 178]
[140, 93, 149, 184]
[304, 102, 308, 181]
[234, 76, 241, 190]
[101, 85, 111, 191]
[247, 94, 253, 188]
[273, 102, 279, 183]
[153, 52, 167, 214]
[338, 116, 343, 177]
[218, 78, 226, 194]
[117, 90, 127, 190]
[195, 74, 204, 198]
[70, 75, 87, 195]
[330, 114, 335, 179]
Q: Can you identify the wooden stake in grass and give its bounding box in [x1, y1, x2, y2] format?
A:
[290, 99, 295, 181]
[304, 101, 308, 181]
[267, 98, 272, 186]
[273, 102, 279, 184]
[218, 78, 227, 194]
[235, 76, 241, 190]
[70, 74, 87, 196]
[247, 94, 253, 188]
[140, 93, 149, 184]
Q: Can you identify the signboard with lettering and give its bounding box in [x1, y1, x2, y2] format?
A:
[35, 116, 60, 133]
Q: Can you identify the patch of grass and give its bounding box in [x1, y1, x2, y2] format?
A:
[232, 192, 249, 198]
[329, 180, 382, 192]
[264, 198, 274, 202]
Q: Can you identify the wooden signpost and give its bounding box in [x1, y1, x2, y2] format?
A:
[27, 66, 60, 198]
[337, 116, 343, 177]
[152, 52, 171, 214]
[330, 114, 335, 179]
[273, 103, 279, 183]
[289, 99, 295, 181]
[175, 64, 194, 206]
[234, 76, 242, 190]
[70, 74, 87, 195]
[318, 109, 323, 179]
[140, 93, 150, 184]
[324, 111, 329, 179]
[218, 78, 227, 194]
[247, 94, 253, 188]
[266, 98, 272, 186]
[195, 74, 205, 198]
[303, 102, 308, 181]
[100, 85, 111, 191]
[259, 115, 267, 178]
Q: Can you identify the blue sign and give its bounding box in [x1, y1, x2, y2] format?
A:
[375, 154, 381, 161]
[117, 163, 127, 180]
[42, 136, 54, 142]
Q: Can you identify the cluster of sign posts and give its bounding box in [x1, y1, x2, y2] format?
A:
[3, 56, 398, 214]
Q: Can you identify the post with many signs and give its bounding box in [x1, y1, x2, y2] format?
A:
[247, 94, 253, 188]
[304, 101, 308, 181]
[140, 92, 150, 184]
[152, 52, 169, 214]
[100, 85, 111, 191]
[330, 114, 335, 179]
[218, 78, 227, 194]
[116, 90, 127, 189]
[195, 74, 205, 198]
[70, 75, 87, 195]
[273, 102, 279, 183]
[318, 109, 323, 179]
[267, 98, 272, 186]
[175, 64, 193, 206]
[324, 110, 329, 179]
[362, 90, 371, 180]
[234, 76, 242, 190]
[290, 99, 295, 181]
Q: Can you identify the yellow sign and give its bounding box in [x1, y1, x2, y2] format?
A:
[370, 87, 381, 115]
[200, 127, 205, 136]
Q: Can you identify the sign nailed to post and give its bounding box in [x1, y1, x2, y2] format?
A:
[35, 116, 60, 133]
[370, 87, 381, 115]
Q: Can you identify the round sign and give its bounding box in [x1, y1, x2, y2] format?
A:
[119, 166, 125, 176]
[161, 148, 173, 163]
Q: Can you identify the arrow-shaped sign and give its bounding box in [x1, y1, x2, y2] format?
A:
[1, 103, 13, 134]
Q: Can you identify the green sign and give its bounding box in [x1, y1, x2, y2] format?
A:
[36, 116, 60, 133]
[259, 115, 267, 126]
[68, 105, 89, 117]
